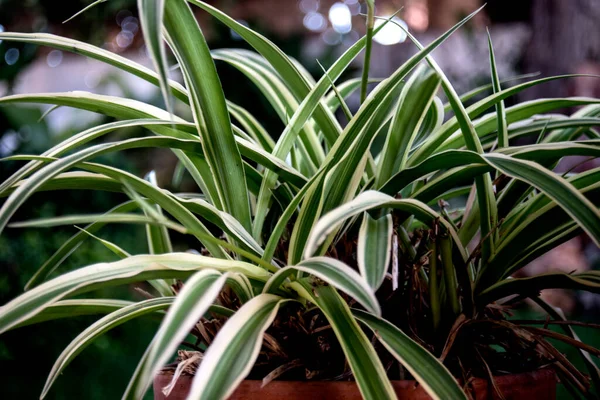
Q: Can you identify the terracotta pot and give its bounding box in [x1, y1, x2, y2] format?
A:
[153, 368, 556, 400]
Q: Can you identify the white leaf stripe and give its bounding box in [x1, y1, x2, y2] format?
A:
[305, 191, 467, 262]
[186, 294, 288, 400]
[14, 299, 134, 328]
[164, 1, 252, 232]
[138, 0, 172, 116]
[130, 270, 228, 399]
[0, 253, 270, 334]
[485, 153, 600, 246]
[295, 283, 397, 400]
[357, 213, 393, 290]
[41, 297, 174, 398]
[353, 309, 467, 400]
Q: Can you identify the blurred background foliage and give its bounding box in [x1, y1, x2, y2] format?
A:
[0, 0, 598, 398]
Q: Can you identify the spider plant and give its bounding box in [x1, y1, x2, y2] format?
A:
[1, 1, 600, 399]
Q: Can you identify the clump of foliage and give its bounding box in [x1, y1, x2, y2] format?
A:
[1, 1, 600, 399]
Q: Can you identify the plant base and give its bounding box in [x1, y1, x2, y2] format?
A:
[153, 368, 556, 399]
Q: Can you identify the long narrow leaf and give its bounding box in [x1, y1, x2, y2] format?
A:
[41, 297, 175, 398]
[14, 299, 133, 328]
[126, 270, 228, 399]
[353, 309, 467, 400]
[164, 0, 252, 231]
[0, 253, 270, 334]
[263, 256, 380, 316]
[305, 190, 467, 263]
[478, 272, 600, 305]
[486, 30, 508, 148]
[23, 200, 137, 290]
[375, 65, 440, 187]
[186, 294, 288, 400]
[288, 8, 482, 263]
[292, 282, 397, 400]
[138, 0, 172, 115]
[357, 212, 393, 290]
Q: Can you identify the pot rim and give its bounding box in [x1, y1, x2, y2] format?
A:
[156, 366, 556, 384]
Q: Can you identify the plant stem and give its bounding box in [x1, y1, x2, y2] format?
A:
[398, 225, 416, 260]
[398, 225, 428, 283]
[360, 0, 375, 104]
[429, 241, 441, 331]
[440, 234, 460, 315]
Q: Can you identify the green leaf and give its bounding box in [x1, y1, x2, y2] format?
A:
[480, 171, 600, 287]
[23, 200, 138, 290]
[0, 32, 287, 152]
[14, 297, 233, 330]
[41, 297, 174, 399]
[9, 213, 185, 233]
[164, 0, 252, 231]
[396, 20, 497, 264]
[287, 174, 327, 265]
[305, 190, 467, 263]
[212, 50, 319, 157]
[486, 29, 508, 149]
[382, 142, 600, 198]
[0, 119, 184, 196]
[0, 32, 188, 104]
[443, 72, 541, 113]
[188, 0, 342, 145]
[75, 227, 131, 259]
[316, 59, 352, 125]
[485, 153, 600, 247]
[0, 253, 270, 334]
[544, 104, 600, 142]
[228, 101, 275, 152]
[142, 171, 176, 295]
[0, 121, 304, 191]
[292, 282, 397, 400]
[357, 212, 392, 290]
[63, 0, 107, 22]
[416, 94, 600, 162]
[375, 65, 441, 187]
[2, 154, 285, 272]
[0, 91, 223, 203]
[143, 171, 174, 254]
[262, 170, 325, 262]
[0, 134, 285, 260]
[250, 17, 395, 240]
[353, 309, 467, 400]
[138, 0, 172, 116]
[325, 78, 368, 112]
[263, 256, 380, 316]
[478, 272, 600, 305]
[186, 294, 288, 400]
[498, 117, 600, 148]
[379, 150, 600, 256]
[288, 8, 482, 262]
[360, 0, 375, 103]
[14, 299, 134, 328]
[125, 270, 228, 399]
[412, 97, 444, 153]
[460, 98, 600, 152]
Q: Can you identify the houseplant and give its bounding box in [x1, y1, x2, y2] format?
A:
[1, 0, 600, 398]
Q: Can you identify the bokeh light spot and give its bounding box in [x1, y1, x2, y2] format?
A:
[373, 17, 408, 46]
[5, 48, 20, 65]
[46, 50, 63, 68]
[304, 12, 327, 32]
[329, 2, 352, 34]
